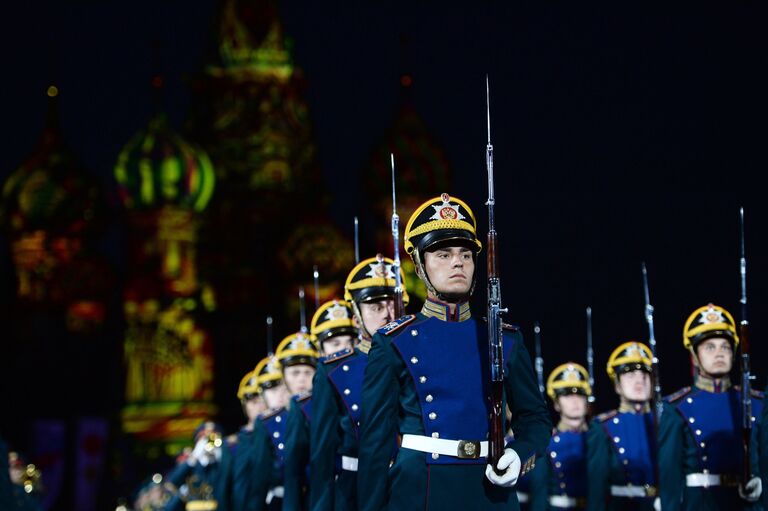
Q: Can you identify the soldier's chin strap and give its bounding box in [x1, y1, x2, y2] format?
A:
[413, 249, 477, 302]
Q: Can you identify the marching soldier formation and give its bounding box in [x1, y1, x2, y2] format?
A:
[4, 83, 760, 511]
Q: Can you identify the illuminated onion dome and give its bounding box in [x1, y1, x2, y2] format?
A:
[0, 86, 102, 237]
[114, 114, 215, 212]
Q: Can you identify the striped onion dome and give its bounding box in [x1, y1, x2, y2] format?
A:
[0, 86, 102, 236]
[114, 114, 215, 212]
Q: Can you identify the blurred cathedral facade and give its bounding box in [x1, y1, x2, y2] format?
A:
[0, 0, 448, 507]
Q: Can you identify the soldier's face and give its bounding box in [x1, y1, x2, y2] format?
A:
[694, 337, 733, 377]
[423, 246, 475, 298]
[263, 383, 289, 409]
[283, 364, 316, 396]
[243, 394, 265, 422]
[322, 334, 354, 356]
[555, 394, 588, 420]
[359, 299, 395, 335]
[616, 369, 651, 403]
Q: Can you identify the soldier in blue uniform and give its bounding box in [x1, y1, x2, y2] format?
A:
[527, 363, 591, 511]
[658, 303, 763, 510]
[276, 333, 319, 511]
[587, 341, 657, 511]
[310, 256, 408, 511]
[357, 193, 551, 510]
[252, 355, 291, 510]
[163, 421, 233, 511]
[230, 369, 267, 511]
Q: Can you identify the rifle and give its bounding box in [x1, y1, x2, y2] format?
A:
[485, 76, 508, 473]
[739, 207, 753, 483]
[534, 322, 545, 396]
[586, 307, 595, 404]
[313, 265, 321, 311]
[354, 216, 360, 264]
[390, 153, 405, 318]
[641, 263, 663, 425]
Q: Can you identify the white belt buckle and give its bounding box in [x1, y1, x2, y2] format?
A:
[341, 455, 359, 472]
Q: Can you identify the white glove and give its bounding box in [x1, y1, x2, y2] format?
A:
[653, 497, 660, 511]
[187, 438, 208, 466]
[739, 476, 762, 502]
[484, 448, 521, 488]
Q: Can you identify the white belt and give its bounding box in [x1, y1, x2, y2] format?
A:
[549, 495, 583, 508]
[401, 434, 488, 459]
[341, 455, 358, 472]
[266, 486, 284, 504]
[516, 491, 529, 503]
[686, 473, 740, 488]
[610, 485, 656, 498]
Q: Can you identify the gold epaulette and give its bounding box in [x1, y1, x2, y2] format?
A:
[378, 315, 417, 336]
[595, 409, 618, 423]
[665, 386, 692, 403]
[323, 347, 355, 364]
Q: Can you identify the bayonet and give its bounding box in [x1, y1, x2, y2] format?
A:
[299, 287, 308, 334]
[586, 306, 595, 403]
[354, 216, 360, 264]
[313, 265, 321, 311]
[266, 315, 274, 355]
[641, 262, 662, 425]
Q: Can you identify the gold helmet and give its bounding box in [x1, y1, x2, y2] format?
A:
[237, 369, 259, 400]
[254, 355, 282, 391]
[403, 193, 482, 297]
[344, 254, 409, 306]
[683, 303, 739, 351]
[276, 332, 319, 368]
[546, 362, 592, 401]
[311, 299, 358, 345]
[606, 341, 653, 381]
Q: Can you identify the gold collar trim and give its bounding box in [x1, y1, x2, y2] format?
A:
[694, 373, 731, 393]
[618, 401, 651, 414]
[421, 298, 471, 322]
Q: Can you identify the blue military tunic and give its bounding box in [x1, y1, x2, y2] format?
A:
[252, 408, 290, 510]
[528, 426, 588, 510]
[587, 406, 656, 511]
[284, 393, 312, 511]
[659, 376, 764, 510]
[231, 425, 265, 511]
[310, 344, 370, 511]
[357, 299, 552, 511]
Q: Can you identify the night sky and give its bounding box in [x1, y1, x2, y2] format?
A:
[3, 0, 768, 494]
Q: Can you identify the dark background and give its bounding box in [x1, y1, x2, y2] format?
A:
[2, 1, 768, 505]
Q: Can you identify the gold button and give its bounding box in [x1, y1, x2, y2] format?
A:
[613, 418, 620, 424]
[351, 404, 359, 411]
[432, 453, 439, 460]
[687, 397, 693, 404]
[343, 365, 349, 372]
[619, 447, 625, 454]
[278, 443, 284, 450]
[426, 395, 434, 403]
[344, 389, 351, 395]
[411, 330, 418, 336]
[554, 436, 560, 443]
[555, 461, 562, 468]
[275, 416, 282, 423]
[613, 436, 620, 443]
[273, 432, 280, 438]
[689, 417, 695, 423]
[550, 452, 557, 458]
[695, 429, 702, 436]
[429, 412, 437, 420]
[411, 357, 419, 364]
[700, 442, 706, 448]
[419, 376, 427, 383]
